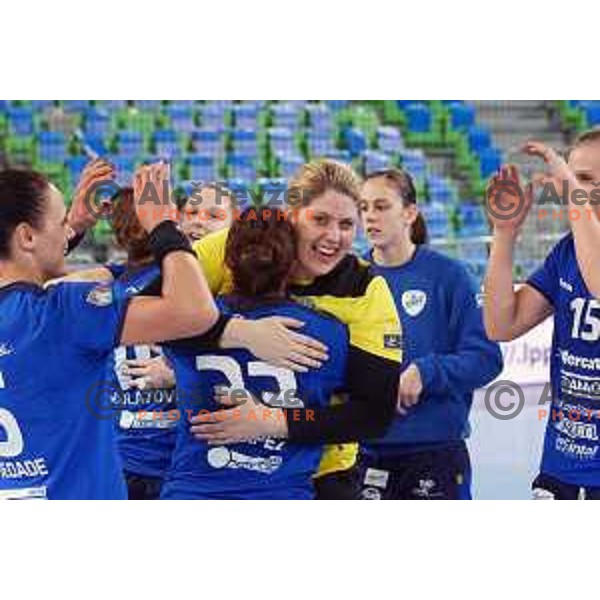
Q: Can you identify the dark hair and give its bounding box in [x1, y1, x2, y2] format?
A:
[225, 206, 297, 301]
[363, 168, 428, 245]
[111, 187, 153, 265]
[0, 169, 52, 260]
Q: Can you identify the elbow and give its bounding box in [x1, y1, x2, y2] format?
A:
[484, 320, 515, 343]
[177, 303, 220, 336]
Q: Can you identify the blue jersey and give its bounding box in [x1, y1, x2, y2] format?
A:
[0, 280, 130, 499]
[161, 298, 348, 499]
[364, 247, 503, 454]
[528, 234, 600, 486]
[108, 264, 177, 479]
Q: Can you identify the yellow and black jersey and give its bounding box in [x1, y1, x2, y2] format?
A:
[193, 227, 402, 477]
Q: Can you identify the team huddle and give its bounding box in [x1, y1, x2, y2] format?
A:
[1, 129, 600, 500]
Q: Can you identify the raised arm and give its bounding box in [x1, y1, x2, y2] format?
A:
[120, 163, 219, 346]
[483, 165, 553, 341]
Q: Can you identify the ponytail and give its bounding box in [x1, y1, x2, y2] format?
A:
[411, 212, 428, 245]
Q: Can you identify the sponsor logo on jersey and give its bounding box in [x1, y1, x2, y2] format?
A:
[364, 467, 389, 489]
[401, 290, 427, 317]
[86, 283, 114, 307]
[383, 334, 402, 349]
[0, 343, 14, 358]
[361, 487, 382, 500]
[560, 278, 573, 293]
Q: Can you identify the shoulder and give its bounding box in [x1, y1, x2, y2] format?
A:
[192, 227, 230, 258]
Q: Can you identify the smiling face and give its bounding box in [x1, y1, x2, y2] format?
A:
[568, 139, 600, 218]
[359, 177, 417, 251]
[180, 187, 233, 242]
[292, 189, 358, 280]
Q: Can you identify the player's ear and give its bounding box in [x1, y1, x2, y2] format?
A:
[13, 222, 37, 254]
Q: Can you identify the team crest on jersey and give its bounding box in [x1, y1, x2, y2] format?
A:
[86, 283, 114, 307]
[0, 343, 14, 358]
[402, 290, 427, 317]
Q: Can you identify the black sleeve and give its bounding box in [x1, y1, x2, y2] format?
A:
[285, 346, 399, 444]
[65, 231, 85, 255]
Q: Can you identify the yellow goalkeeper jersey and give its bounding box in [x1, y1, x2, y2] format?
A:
[193, 227, 402, 477]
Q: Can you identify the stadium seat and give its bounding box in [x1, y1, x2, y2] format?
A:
[84, 108, 111, 136]
[117, 131, 145, 157]
[458, 203, 489, 237]
[584, 102, 600, 126]
[201, 102, 230, 129]
[65, 156, 89, 182]
[400, 149, 428, 181]
[134, 100, 163, 110]
[257, 178, 288, 206]
[269, 128, 296, 155]
[187, 154, 219, 181]
[7, 106, 35, 136]
[232, 104, 260, 129]
[95, 100, 128, 110]
[448, 101, 476, 131]
[343, 128, 367, 157]
[272, 103, 301, 129]
[166, 104, 196, 132]
[277, 154, 305, 178]
[420, 202, 449, 239]
[38, 131, 67, 163]
[191, 129, 225, 156]
[478, 147, 502, 179]
[62, 100, 91, 112]
[109, 157, 135, 187]
[325, 100, 350, 112]
[231, 129, 258, 155]
[377, 126, 403, 153]
[405, 103, 432, 133]
[227, 154, 257, 181]
[306, 104, 333, 130]
[323, 149, 352, 164]
[467, 126, 492, 154]
[306, 131, 336, 158]
[153, 130, 181, 158]
[80, 133, 109, 158]
[31, 100, 56, 110]
[426, 175, 456, 204]
[363, 150, 393, 174]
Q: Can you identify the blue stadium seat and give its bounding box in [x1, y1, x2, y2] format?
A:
[134, 100, 163, 110]
[584, 102, 600, 126]
[117, 131, 145, 157]
[343, 128, 367, 157]
[269, 128, 296, 156]
[277, 154, 305, 178]
[153, 130, 180, 158]
[31, 100, 55, 110]
[400, 149, 428, 181]
[307, 131, 336, 157]
[231, 129, 258, 155]
[7, 106, 34, 136]
[467, 126, 492, 154]
[109, 157, 135, 186]
[84, 108, 111, 136]
[187, 155, 219, 181]
[420, 203, 449, 239]
[478, 147, 502, 178]
[405, 103, 432, 133]
[227, 154, 256, 181]
[325, 101, 350, 112]
[201, 102, 230, 128]
[166, 105, 196, 132]
[65, 156, 89, 182]
[272, 103, 301, 129]
[427, 175, 456, 204]
[448, 101, 475, 130]
[39, 131, 67, 163]
[458, 203, 489, 237]
[306, 104, 333, 130]
[232, 104, 260, 129]
[190, 129, 225, 156]
[62, 100, 90, 112]
[257, 178, 288, 205]
[363, 150, 393, 174]
[95, 100, 128, 110]
[377, 126, 403, 153]
[80, 133, 109, 158]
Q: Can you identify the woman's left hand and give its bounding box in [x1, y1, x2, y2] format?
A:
[397, 363, 424, 415]
[190, 390, 288, 444]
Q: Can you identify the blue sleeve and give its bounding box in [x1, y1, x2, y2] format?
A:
[105, 262, 128, 280]
[48, 282, 131, 353]
[413, 264, 504, 396]
[526, 241, 561, 307]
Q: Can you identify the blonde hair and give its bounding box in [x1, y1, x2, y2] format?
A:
[287, 159, 362, 207]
